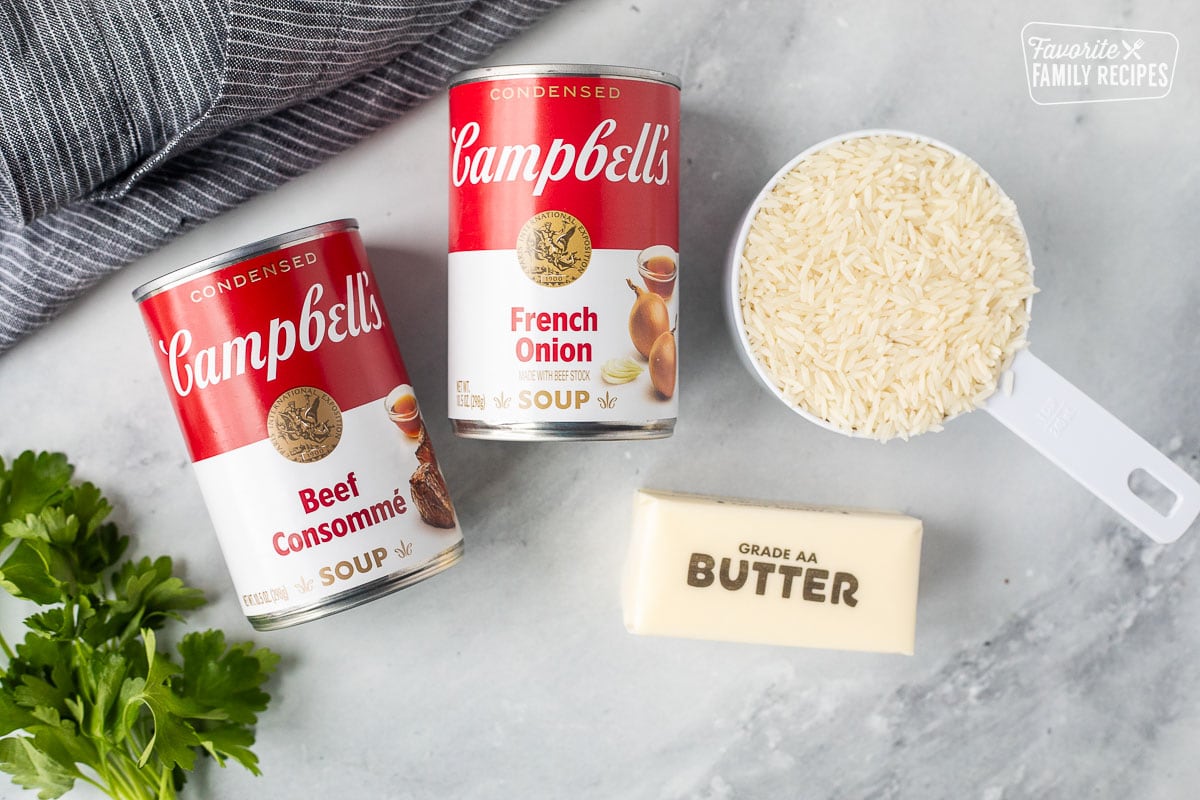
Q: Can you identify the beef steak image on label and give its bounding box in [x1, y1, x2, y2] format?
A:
[410, 461, 456, 528]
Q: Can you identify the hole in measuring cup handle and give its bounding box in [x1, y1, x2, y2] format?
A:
[1128, 468, 1180, 518]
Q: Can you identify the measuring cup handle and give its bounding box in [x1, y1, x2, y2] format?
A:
[985, 350, 1200, 543]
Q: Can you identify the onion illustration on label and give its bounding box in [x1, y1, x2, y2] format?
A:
[626, 277, 669, 358]
[648, 327, 677, 400]
[601, 357, 644, 384]
[623, 272, 676, 399]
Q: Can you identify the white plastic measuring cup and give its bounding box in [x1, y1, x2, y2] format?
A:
[724, 129, 1200, 544]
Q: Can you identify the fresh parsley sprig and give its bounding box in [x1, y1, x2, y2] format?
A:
[0, 451, 278, 799]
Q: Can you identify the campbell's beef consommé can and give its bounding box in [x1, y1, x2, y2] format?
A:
[134, 220, 462, 630]
[448, 64, 681, 440]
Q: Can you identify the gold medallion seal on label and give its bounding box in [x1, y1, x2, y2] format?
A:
[267, 386, 344, 463]
[516, 210, 592, 287]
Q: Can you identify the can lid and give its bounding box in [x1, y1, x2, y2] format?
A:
[132, 218, 359, 302]
[451, 63, 681, 89]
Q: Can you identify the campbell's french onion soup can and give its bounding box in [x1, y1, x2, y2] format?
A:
[133, 220, 462, 630]
[448, 64, 680, 440]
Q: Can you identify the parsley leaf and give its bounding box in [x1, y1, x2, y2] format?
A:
[0, 453, 73, 526]
[0, 540, 64, 605]
[0, 451, 278, 799]
[0, 737, 77, 799]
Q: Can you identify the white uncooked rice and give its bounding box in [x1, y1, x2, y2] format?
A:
[739, 134, 1036, 441]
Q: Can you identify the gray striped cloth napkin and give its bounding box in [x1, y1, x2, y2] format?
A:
[0, 0, 566, 353]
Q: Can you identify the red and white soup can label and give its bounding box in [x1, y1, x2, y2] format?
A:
[134, 220, 462, 630]
[448, 65, 681, 440]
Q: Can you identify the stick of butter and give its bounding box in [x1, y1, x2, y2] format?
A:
[622, 490, 923, 655]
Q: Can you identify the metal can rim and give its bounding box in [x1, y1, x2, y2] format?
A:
[451, 63, 681, 89]
[131, 218, 359, 302]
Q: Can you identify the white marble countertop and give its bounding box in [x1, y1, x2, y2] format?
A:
[2, 0, 1198, 797]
